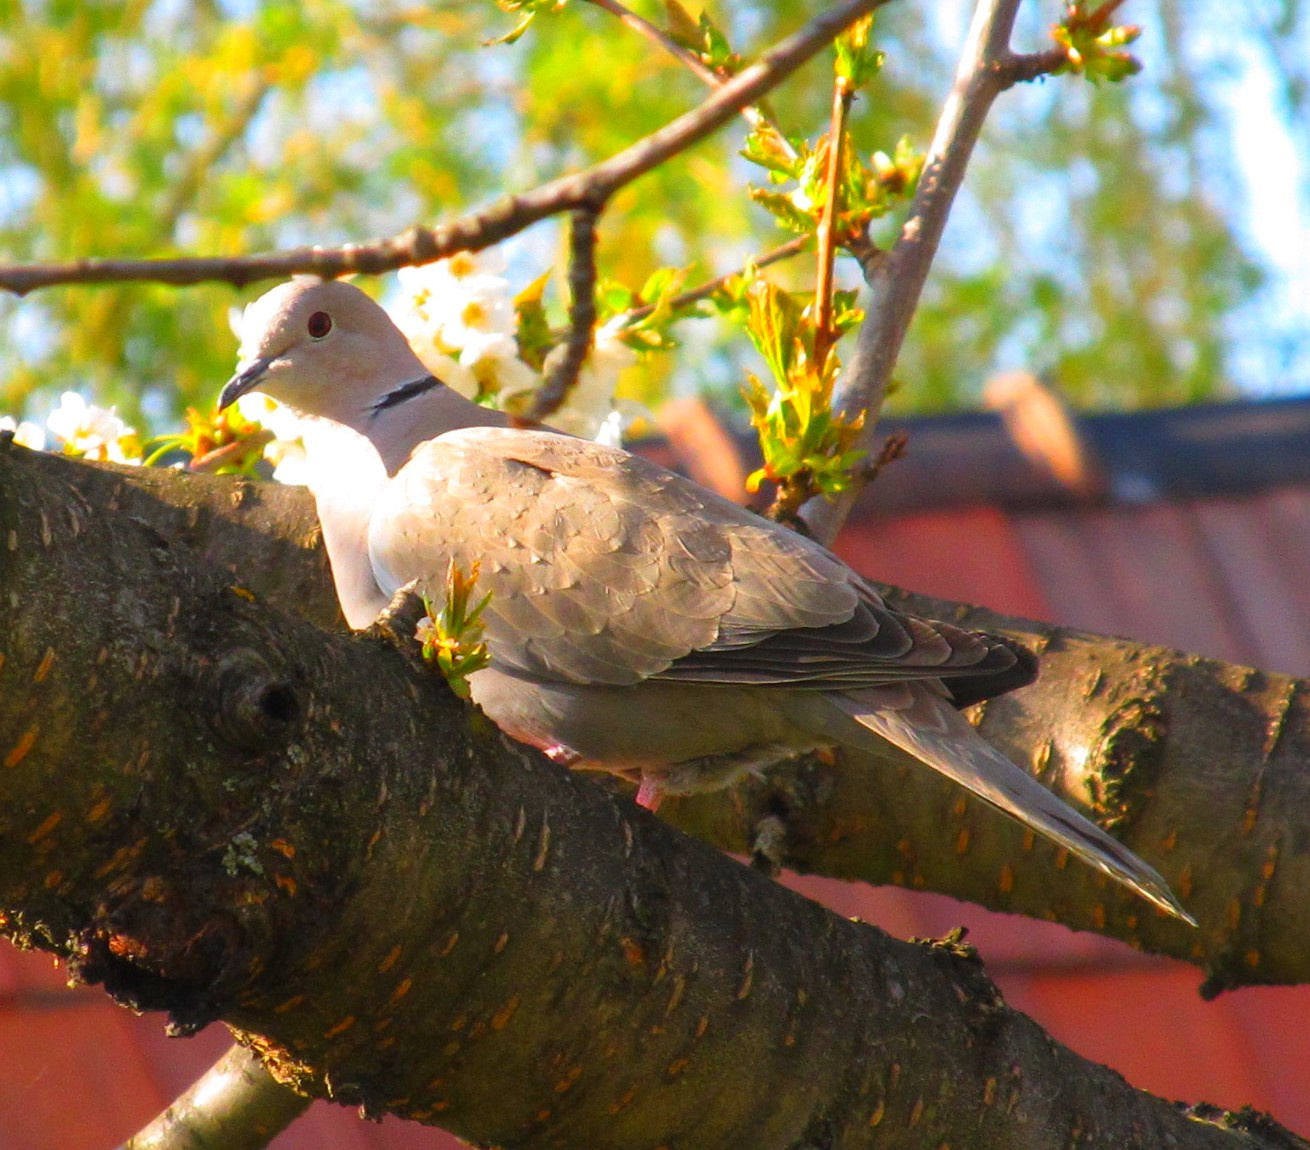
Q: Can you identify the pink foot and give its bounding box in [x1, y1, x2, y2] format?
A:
[635, 777, 664, 812]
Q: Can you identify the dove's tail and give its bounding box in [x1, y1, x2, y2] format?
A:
[820, 683, 1195, 926]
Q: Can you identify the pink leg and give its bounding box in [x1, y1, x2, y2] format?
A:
[635, 777, 663, 812]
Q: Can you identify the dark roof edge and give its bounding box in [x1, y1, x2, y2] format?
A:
[840, 394, 1310, 516]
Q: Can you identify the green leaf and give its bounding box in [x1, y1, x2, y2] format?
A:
[834, 15, 883, 88]
[740, 125, 802, 178]
[513, 270, 555, 370]
[699, 12, 736, 72]
[744, 278, 803, 384]
[747, 187, 816, 236]
[598, 279, 637, 315]
[487, 0, 569, 46]
[663, 0, 701, 52]
[419, 560, 493, 700]
[1052, 5, 1143, 84]
[638, 265, 679, 303]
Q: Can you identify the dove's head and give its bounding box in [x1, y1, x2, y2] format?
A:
[218, 278, 432, 424]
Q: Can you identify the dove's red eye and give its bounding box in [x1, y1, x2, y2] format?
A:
[307, 311, 333, 339]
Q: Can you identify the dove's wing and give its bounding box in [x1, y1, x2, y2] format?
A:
[367, 427, 1032, 698]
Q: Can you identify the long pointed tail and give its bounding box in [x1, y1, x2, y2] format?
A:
[823, 684, 1195, 925]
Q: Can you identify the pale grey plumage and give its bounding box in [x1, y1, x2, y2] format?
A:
[220, 277, 1194, 925]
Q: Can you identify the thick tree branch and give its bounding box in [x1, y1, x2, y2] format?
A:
[120, 1044, 309, 1150]
[18, 446, 1310, 987]
[1, 443, 1300, 1150]
[675, 588, 1310, 995]
[0, 0, 887, 296]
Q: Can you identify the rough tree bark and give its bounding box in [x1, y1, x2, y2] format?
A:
[2, 440, 1308, 1149]
[13, 433, 1305, 983]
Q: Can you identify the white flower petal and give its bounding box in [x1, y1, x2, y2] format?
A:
[103, 439, 142, 466]
[393, 251, 518, 365]
[469, 350, 538, 398]
[0, 416, 46, 451]
[46, 391, 134, 457]
[457, 327, 519, 368]
[592, 409, 626, 447]
[414, 617, 437, 645]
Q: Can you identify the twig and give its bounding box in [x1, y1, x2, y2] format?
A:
[159, 81, 269, 234]
[0, 0, 888, 296]
[118, 1043, 309, 1150]
[811, 75, 855, 372]
[525, 207, 599, 423]
[188, 428, 275, 473]
[1001, 47, 1071, 85]
[618, 235, 810, 326]
[584, 0, 722, 87]
[802, 0, 1067, 546]
[863, 428, 909, 483]
[582, 0, 794, 154]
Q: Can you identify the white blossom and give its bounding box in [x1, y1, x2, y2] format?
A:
[592, 409, 626, 448]
[0, 416, 46, 451]
[395, 252, 515, 349]
[414, 615, 438, 647]
[467, 346, 538, 399]
[530, 319, 641, 441]
[393, 252, 530, 401]
[392, 253, 644, 440]
[446, 295, 519, 357]
[45, 392, 141, 463]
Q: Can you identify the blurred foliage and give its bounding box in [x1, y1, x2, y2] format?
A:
[0, 0, 1303, 430]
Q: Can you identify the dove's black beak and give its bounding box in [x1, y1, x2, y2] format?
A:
[218, 356, 274, 411]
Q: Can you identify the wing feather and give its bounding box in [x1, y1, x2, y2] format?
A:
[367, 427, 1032, 702]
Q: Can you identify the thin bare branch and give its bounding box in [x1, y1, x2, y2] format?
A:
[582, 0, 793, 152]
[525, 207, 599, 423]
[0, 0, 887, 296]
[1000, 46, 1073, 85]
[158, 80, 269, 234]
[584, 0, 721, 86]
[618, 235, 810, 326]
[802, 0, 1028, 545]
[812, 78, 855, 372]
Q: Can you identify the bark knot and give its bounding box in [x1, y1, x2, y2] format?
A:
[208, 647, 305, 753]
[1089, 697, 1168, 825]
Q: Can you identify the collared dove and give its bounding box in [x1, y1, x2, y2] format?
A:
[219, 278, 1193, 924]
